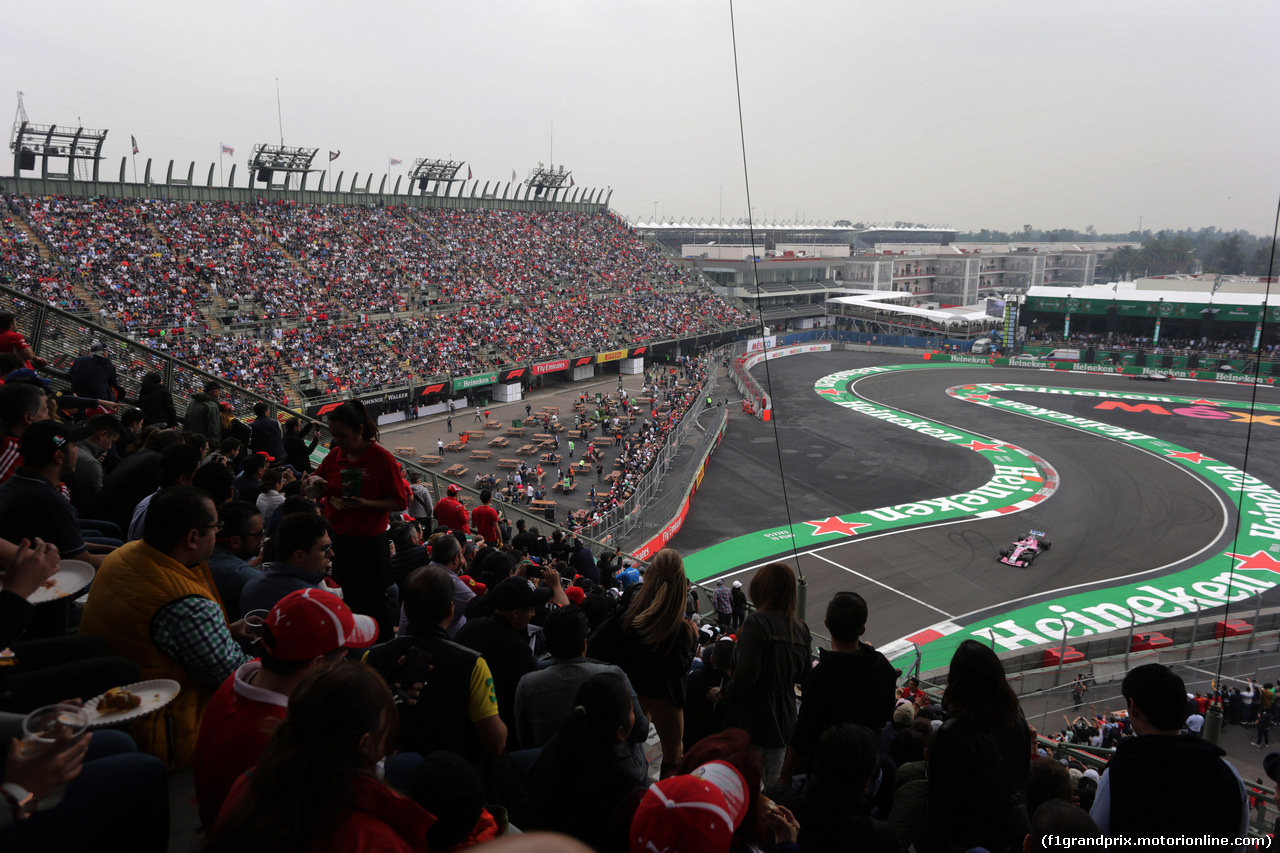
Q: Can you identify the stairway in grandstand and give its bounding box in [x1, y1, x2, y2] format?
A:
[2, 210, 54, 261]
[385, 209, 448, 306]
[1, 207, 100, 318]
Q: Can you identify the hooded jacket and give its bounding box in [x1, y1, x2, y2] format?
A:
[186, 393, 223, 444]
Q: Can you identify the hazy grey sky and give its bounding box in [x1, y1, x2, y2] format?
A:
[6, 0, 1279, 235]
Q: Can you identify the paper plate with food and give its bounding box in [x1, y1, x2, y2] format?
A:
[85, 679, 181, 728]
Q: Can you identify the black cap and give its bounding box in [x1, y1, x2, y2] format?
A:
[1265, 752, 1280, 784]
[490, 577, 553, 611]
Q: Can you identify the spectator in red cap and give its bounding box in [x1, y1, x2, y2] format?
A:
[193, 587, 378, 829]
[433, 483, 470, 534]
[630, 758, 800, 853]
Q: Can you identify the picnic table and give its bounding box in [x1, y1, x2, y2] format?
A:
[497, 458, 520, 470]
[540, 406, 559, 415]
[469, 450, 492, 461]
[466, 430, 486, 440]
[522, 418, 542, 427]
[444, 464, 469, 477]
[605, 471, 622, 483]
[592, 437, 613, 447]
[517, 444, 537, 456]
[505, 427, 526, 437]
[488, 437, 509, 448]
[394, 446, 416, 457]
[530, 499, 557, 511]
[419, 455, 443, 466]
[554, 480, 577, 493]
[533, 433, 553, 441]
[540, 452, 562, 464]
[484, 420, 502, 430]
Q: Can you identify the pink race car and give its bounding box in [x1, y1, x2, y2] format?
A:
[998, 530, 1051, 568]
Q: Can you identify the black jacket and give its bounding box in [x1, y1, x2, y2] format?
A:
[136, 381, 178, 427]
[790, 644, 898, 764]
[927, 713, 1031, 853]
[283, 423, 318, 473]
[69, 353, 119, 401]
[249, 416, 287, 463]
[720, 609, 812, 748]
[1102, 733, 1245, 842]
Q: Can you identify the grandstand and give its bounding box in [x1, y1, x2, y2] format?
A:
[0, 182, 757, 416]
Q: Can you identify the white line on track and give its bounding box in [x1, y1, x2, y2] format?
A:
[809, 551, 955, 618]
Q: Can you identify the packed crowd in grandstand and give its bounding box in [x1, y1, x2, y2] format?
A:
[1, 193, 752, 398]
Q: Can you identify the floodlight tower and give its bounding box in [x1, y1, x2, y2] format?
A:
[9, 92, 108, 181]
[407, 158, 466, 194]
[524, 163, 573, 198]
[246, 143, 319, 190]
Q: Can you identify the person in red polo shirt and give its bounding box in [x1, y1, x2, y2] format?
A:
[0, 312, 44, 369]
[433, 483, 470, 534]
[193, 587, 378, 829]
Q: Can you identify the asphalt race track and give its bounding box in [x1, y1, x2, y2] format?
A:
[671, 350, 1280, 657]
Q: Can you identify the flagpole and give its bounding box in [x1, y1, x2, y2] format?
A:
[219, 145, 224, 189]
[131, 151, 137, 185]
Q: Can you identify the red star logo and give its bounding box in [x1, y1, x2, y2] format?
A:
[962, 440, 1003, 452]
[817, 389, 840, 396]
[1225, 551, 1280, 576]
[967, 393, 994, 401]
[1165, 450, 1215, 464]
[1190, 399, 1218, 406]
[803, 517, 871, 537]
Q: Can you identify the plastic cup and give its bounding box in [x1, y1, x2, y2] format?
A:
[243, 609, 270, 637]
[21, 704, 89, 756]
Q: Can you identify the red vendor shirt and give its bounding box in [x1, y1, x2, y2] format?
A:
[315, 441, 410, 538]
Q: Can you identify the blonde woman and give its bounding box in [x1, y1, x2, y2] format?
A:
[617, 548, 697, 776]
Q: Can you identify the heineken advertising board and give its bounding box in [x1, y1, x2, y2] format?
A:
[451, 372, 497, 391]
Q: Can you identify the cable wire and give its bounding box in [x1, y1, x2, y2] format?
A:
[1213, 194, 1280, 686]
[728, 0, 804, 575]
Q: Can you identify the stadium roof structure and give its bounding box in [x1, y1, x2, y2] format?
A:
[1026, 281, 1272, 307]
[10, 121, 108, 181]
[408, 158, 465, 189]
[827, 290, 999, 327]
[247, 144, 319, 185]
[524, 164, 572, 195]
